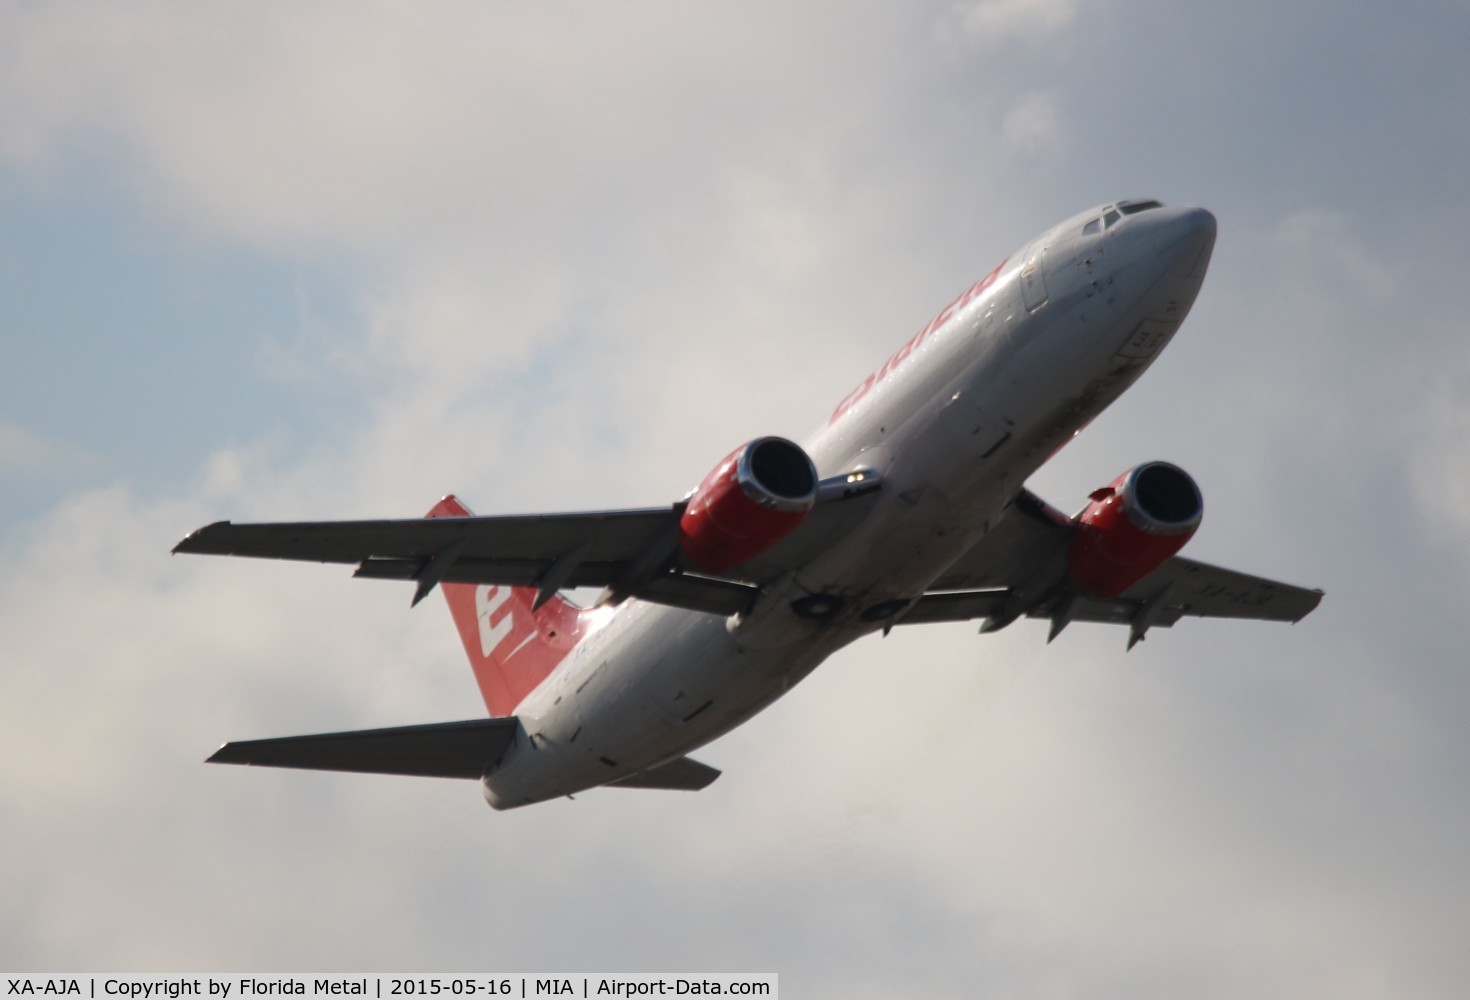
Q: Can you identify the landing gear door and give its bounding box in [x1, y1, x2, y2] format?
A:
[1021, 243, 1049, 312]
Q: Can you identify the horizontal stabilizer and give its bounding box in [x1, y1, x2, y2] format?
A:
[207, 717, 520, 779]
[606, 755, 721, 791]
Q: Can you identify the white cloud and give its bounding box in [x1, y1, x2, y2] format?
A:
[1001, 89, 1066, 154]
[1409, 350, 1470, 566]
[0, 2, 920, 258]
[0, 421, 101, 482]
[946, 0, 1080, 49]
[1270, 208, 1405, 301]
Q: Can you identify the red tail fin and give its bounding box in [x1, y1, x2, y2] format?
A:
[427, 496, 586, 717]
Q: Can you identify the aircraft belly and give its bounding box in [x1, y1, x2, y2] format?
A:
[483, 603, 840, 807]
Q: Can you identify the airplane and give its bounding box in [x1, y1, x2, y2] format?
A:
[175, 198, 1323, 810]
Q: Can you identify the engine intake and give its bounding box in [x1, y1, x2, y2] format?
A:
[1067, 461, 1203, 597]
[680, 437, 818, 573]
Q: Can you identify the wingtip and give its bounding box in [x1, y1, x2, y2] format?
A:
[172, 521, 233, 555]
[206, 741, 245, 765]
[1295, 588, 1325, 620]
[1293, 589, 1326, 623]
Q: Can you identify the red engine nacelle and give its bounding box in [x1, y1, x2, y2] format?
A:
[1067, 461, 1203, 597]
[679, 436, 819, 573]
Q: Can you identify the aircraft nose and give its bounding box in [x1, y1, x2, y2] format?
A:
[1154, 206, 1216, 278]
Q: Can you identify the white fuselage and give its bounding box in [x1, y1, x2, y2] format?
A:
[484, 202, 1217, 808]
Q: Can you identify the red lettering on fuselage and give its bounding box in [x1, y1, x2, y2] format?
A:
[830, 258, 1008, 424]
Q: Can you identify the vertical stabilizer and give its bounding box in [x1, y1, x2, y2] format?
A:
[427, 496, 586, 716]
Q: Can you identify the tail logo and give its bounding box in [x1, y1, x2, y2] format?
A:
[476, 585, 515, 657]
[428, 496, 583, 716]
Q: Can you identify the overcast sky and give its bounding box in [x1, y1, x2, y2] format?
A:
[3, 1, 1468, 995]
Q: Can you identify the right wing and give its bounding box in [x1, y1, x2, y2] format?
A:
[902, 488, 1322, 647]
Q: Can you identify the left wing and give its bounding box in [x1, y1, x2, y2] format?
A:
[174, 472, 882, 615]
[902, 489, 1322, 648]
[175, 503, 751, 611]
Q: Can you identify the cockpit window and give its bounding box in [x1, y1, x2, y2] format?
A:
[1083, 218, 1100, 235]
[1119, 200, 1163, 216]
[1103, 209, 1121, 229]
